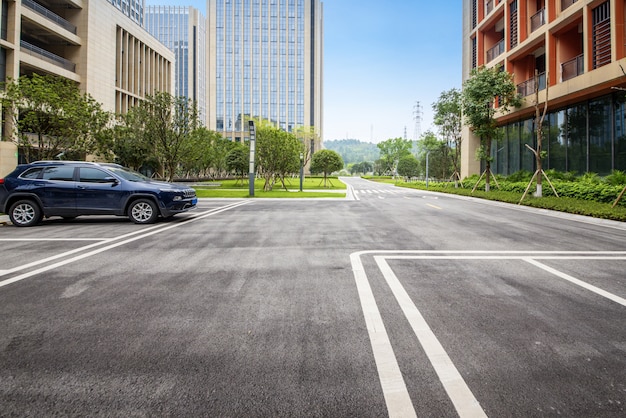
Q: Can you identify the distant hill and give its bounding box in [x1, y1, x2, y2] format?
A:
[323, 139, 380, 165]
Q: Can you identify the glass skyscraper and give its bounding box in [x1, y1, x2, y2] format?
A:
[207, 0, 323, 142]
[145, 6, 207, 126]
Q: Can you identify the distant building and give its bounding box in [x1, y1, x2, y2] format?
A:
[145, 5, 207, 126]
[462, 0, 626, 177]
[0, 0, 174, 175]
[206, 0, 324, 149]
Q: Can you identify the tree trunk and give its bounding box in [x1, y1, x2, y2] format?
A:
[485, 139, 491, 192]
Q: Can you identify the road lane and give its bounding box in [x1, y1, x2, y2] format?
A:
[0, 177, 624, 416]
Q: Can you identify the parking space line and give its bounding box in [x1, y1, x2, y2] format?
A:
[524, 258, 626, 307]
[351, 250, 626, 417]
[375, 255, 487, 418]
[0, 201, 251, 288]
[350, 252, 417, 418]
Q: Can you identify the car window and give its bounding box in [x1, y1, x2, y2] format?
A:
[79, 167, 112, 183]
[42, 166, 75, 181]
[20, 167, 44, 179]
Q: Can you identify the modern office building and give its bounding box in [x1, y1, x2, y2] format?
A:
[462, 0, 626, 178]
[0, 0, 174, 176]
[206, 0, 324, 150]
[145, 5, 207, 126]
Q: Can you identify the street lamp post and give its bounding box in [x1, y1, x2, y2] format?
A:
[299, 152, 304, 192]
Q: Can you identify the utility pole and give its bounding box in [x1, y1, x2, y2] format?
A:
[413, 101, 423, 141]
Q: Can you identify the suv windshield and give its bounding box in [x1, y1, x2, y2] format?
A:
[107, 166, 151, 182]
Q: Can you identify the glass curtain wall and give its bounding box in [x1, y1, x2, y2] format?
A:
[492, 93, 626, 176]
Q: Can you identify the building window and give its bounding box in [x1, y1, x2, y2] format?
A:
[509, 1, 518, 49]
[592, 1, 611, 69]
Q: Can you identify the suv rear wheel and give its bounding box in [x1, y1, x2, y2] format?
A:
[128, 199, 158, 224]
[9, 199, 42, 227]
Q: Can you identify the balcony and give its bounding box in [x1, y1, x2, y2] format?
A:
[485, 0, 494, 15]
[561, 54, 584, 81]
[22, 0, 77, 34]
[530, 8, 546, 32]
[20, 40, 76, 72]
[486, 39, 505, 63]
[561, 0, 578, 11]
[516, 72, 546, 96]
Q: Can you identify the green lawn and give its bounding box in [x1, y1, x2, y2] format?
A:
[193, 176, 346, 198]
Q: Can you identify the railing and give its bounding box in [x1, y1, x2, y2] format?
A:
[486, 39, 505, 63]
[20, 40, 76, 72]
[485, 0, 494, 15]
[561, 0, 578, 11]
[516, 72, 546, 96]
[530, 8, 546, 32]
[561, 54, 584, 81]
[22, 0, 77, 34]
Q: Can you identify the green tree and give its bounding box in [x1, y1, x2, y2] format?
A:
[310, 149, 344, 187]
[350, 161, 373, 175]
[397, 155, 420, 178]
[102, 111, 155, 171]
[417, 131, 453, 180]
[433, 88, 463, 185]
[226, 142, 249, 184]
[1, 74, 111, 162]
[256, 120, 303, 191]
[462, 65, 521, 191]
[133, 92, 200, 181]
[377, 137, 413, 176]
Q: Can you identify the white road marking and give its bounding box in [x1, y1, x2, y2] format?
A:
[0, 201, 251, 288]
[350, 252, 417, 418]
[351, 250, 626, 417]
[524, 258, 626, 307]
[375, 256, 487, 418]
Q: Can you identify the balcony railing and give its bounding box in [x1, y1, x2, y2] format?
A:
[22, 0, 77, 34]
[561, 0, 578, 11]
[485, 0, 494, 15]
[20, 40, 76, 72]
[530, 8, 546, 32]
[486, 39, 505, 63]
[516, 72, 546, 96]
[561, 54, 584, 81]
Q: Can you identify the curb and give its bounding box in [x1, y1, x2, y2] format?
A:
[0, 215, 10, 226]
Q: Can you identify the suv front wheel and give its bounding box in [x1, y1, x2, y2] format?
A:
[9, 199, 42, 227]
[128, 199, 158, 224]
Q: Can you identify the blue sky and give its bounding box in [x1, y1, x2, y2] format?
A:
[145, 0, 462, 143]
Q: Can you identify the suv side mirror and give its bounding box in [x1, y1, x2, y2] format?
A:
[104, 177, 120, 185]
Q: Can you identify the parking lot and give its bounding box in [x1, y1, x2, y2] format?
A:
[1, 190, 625, 417]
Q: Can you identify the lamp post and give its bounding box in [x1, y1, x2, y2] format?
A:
[299, 152, 304, 192]
[248, 121, 256, 196]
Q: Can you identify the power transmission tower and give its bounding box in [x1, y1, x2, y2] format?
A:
[413, 101, 423, 140]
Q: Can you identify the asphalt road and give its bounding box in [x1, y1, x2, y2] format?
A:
[1, 177, 625, 417]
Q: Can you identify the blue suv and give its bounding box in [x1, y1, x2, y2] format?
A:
[0, 161, 197, 227]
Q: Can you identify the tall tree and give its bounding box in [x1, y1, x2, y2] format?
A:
[433, 88, 463, 185]
[133, 92, 200, 181]
[256, 120, 303, 191]
[310, 149, 344, 187]
[377, 137, 413, 176]
[462, 65, 521, 191]
[1, 74, 111, 162]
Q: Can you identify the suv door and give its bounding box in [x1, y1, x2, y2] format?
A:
[41, 165, 78, 216]
[75, 167, 124, 214]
